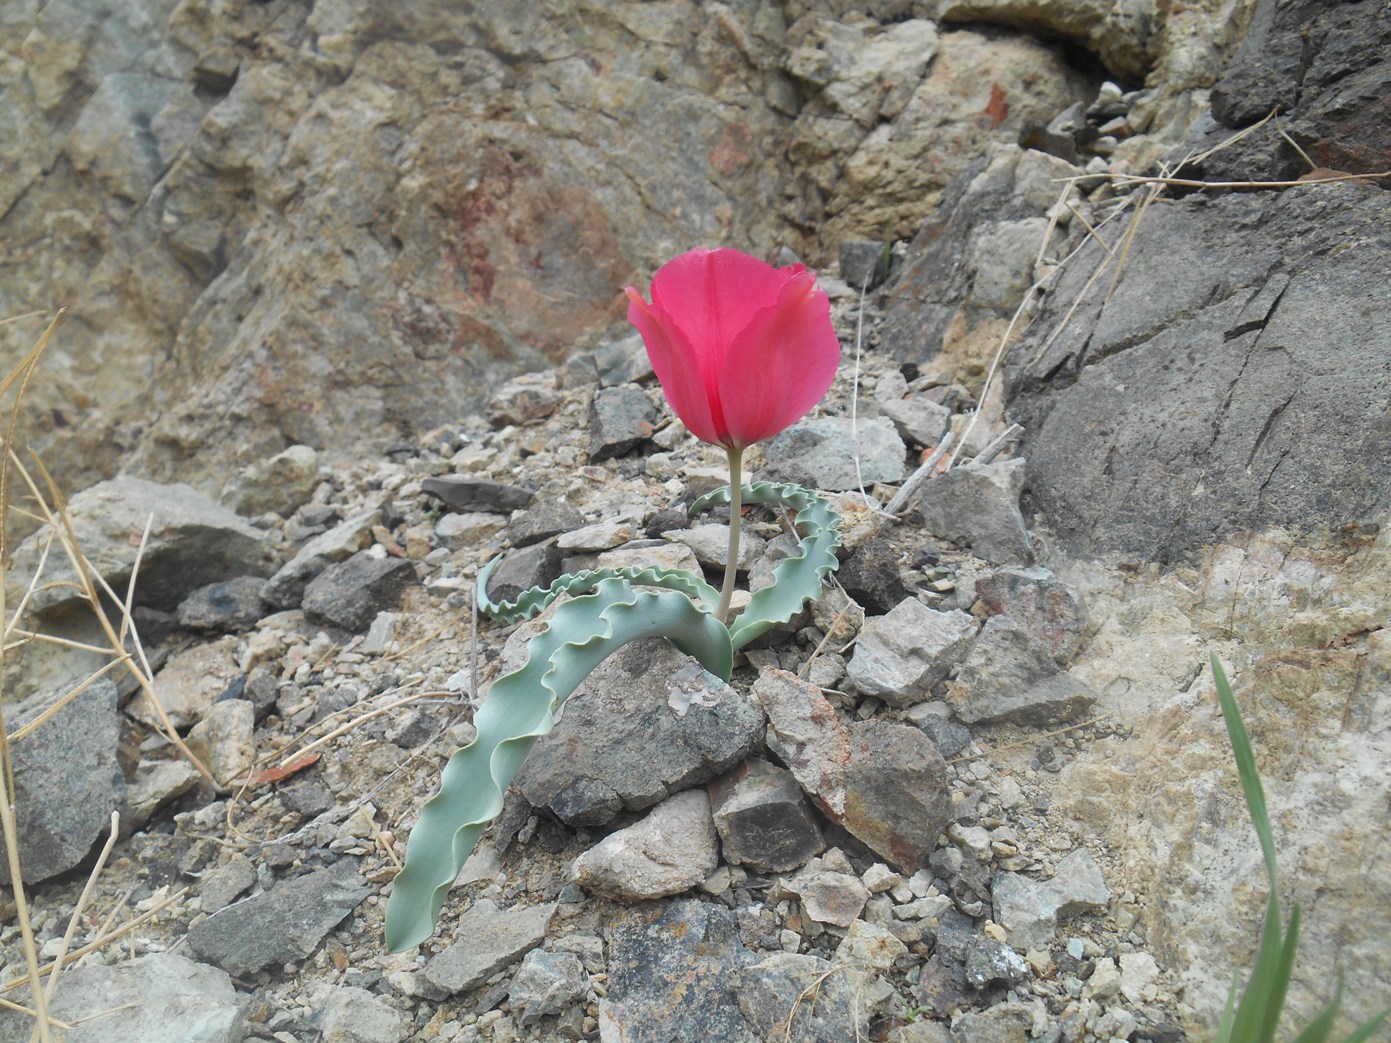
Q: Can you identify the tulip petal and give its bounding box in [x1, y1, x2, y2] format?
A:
[626, 287, 724, 445]
[717, 270, 841, 447]
[648, 249, 797, 373]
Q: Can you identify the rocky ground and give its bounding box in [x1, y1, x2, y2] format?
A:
[1, 0, 1389, 1040]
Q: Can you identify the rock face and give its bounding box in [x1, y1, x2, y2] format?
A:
[1007, 185, 1391, 563]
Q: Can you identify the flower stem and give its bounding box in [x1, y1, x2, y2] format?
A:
[717, 446, 743, 624]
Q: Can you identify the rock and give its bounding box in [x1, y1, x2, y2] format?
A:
[664, 523, 766, 571]
[124, 758, 202, 830]
[974, 566, 1089, 664]
[516, 639, 764, 826]
[874, 369, 953, 448]
[220, 444, 321, 517]
[794, 870, 871, 928]
[508, 950, 589, 1028]
[948, 1003, 1034, 1043]
[928, 0, 1157, 82]
[840, 239, 888, 289]
[557, 519, 636, 552]
[176, 576, 268, 632]
[186, 859, 370, 976]
[963, 937, 1031, 988]
[835, 920, 909, 1014]
[185, 699, 255, 786]
[879, 145, 1081, 367]
[482, 543, 563, 606]
[836, 536, 917, 615]
[755, 671, 951, 872]
[0, 678, 121, 885]
[0, 952, 242, 1043]
[1120, 951, 1160, 1004]
[763, 416, 906, 491]
[505, 500, 585, 548]
[433, 511, 505, 550]
[6, 476, 274, 616]
[991, 847, 1110, 950]
[846, 597, 979, 706]
[588, 385, 658, 462]
[734, 952, 867, 1043]
[915, 713, 973, 758]
[320, 986, 406, 1043]
[946, 617, 1098, 726]
[135, 635, 241, 730]
[420, 476, 534, 513]
[1208, 0, 1391, 177]
[485, 372, 560, 427]
[572, 790, 720, 900]
[302, 551, 418, 632]
[199, 853, 257, 914]
[911, 459, 1033, 565]
[260, 507, 382, 609]
[709, 759, 825, 873]
[600, 900, 759, 1043]
[1007, 187, 1391, 562]
[420, 899, 557, 998]
[592, 539, 703, 575]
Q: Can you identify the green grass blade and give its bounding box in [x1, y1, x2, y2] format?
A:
[1336, 1009, 1389, 1043]
[1212, 654, 1279, 887]
[1291, 979, 1344, 1043]
[1215, 975, 1241, 1043]
[384, 578, 732, 951]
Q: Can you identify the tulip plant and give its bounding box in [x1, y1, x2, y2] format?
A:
[386, 249, 845, 950]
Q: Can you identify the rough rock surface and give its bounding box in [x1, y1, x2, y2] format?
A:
[0, 678, 121, 885]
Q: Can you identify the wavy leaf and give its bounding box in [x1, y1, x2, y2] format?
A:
[689, 481, 842, 650]
[476, 557, 721, 624]
[384, 577, 732, 952]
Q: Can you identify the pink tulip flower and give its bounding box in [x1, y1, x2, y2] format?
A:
[625, 248, 841, 451]
[626, 248, 841, 622]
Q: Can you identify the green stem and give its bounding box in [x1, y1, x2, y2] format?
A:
[717, 445, 743, 624]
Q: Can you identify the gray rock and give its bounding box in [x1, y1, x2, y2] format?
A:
[508, 950, 589, 1028]
[840, 238, 888, 289]
[420, 899, 557, 999]
[485, 372, 560, 427]
[260, 507, 382, 609]
[964, 937, 1031, 989]
[875, 370, 952, 448]
[124, 757, 202, 830]
[836, 537, 917, 615]
[482, 543, 563, 607]
[0, 953, 242, 1043]
[220, 444, 321, 517]
[199, 853, 257, 914]
[847, 597, 979, 706]
[176, 576, 268, 632]
[420, 476, 534, 513]
[588, 385, 658, 462]
[136, 635, 241, 730]
[756, 671, 951, 873]
[946, 617, 1097, 726]
[794, 870, 871, 928]
[709, 759, 825, 873]
[1007, 187, 1391, 562]
[600, 900, 759, 1043]
[911, 459, 1033, 565]
[6, 476, 274, 616]
[974, 565, 1089, 664]
[186, 859, 370, 976]
[302, 551, 418, 632]
[664, 523, 766, 571]
[572, 790, 719, 900]
[734, 952, 867, 1043]
[517, 639, 764, 826]
[506, 500, 585, 548]
[591, 332, 656, 387]
[0, 678, 121, 885]
[764, 416, 906, 491]
[916, 714, 973, 758]
[320, 985, 406, 1043]
[185, 699, 255, 787]
[950, 1003, 1034, 1043]
[992, 847, 1110, 950]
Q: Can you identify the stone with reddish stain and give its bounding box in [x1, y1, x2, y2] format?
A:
[795, 871, 871, 928]
[755, 670, 951, 872]
[974, 565, 1089, 664]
